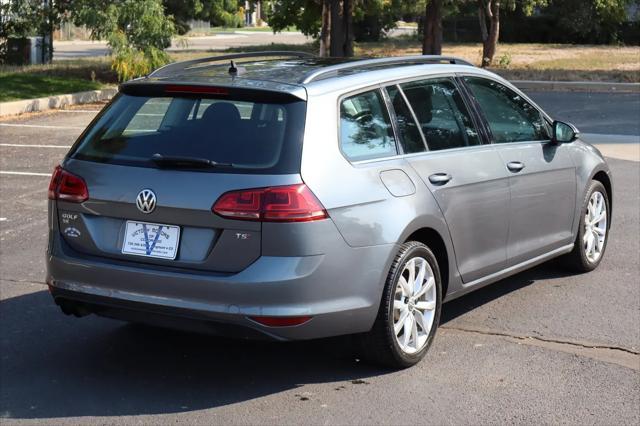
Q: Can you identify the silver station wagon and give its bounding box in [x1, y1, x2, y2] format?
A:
[46, 52, 612, 367]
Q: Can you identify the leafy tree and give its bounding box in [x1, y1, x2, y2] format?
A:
[0, 0, 71, 63]
[199, 0, 244, 28]
[268, 0, 412, 56]
[72, 0, 176, 81]
[268, 0, 322, 38]
[353, 0, 404, 42]
[547, 0, 633, 43]
[163, 0, 204, 34]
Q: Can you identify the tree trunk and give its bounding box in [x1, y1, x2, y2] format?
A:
[319, 0, 331, 57]
[342, 0, 354, 57]
[422, 0, 442, 55]
[479, 0, 500, 67]
[328, 0, 353, 57]
[329, 0, 344, 56]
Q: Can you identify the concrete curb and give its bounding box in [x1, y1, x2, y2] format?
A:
[513, 80, 640, 93]
[0, 88, 118, 117]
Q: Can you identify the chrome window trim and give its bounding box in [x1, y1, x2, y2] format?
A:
[335, 71, 560, 168]
[349, 142, 497, 166]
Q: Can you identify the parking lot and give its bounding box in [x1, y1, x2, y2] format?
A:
[1, 92, 639, 424]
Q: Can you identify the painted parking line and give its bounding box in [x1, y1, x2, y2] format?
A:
[0, 144, 71, 149]
[0, 171, 51, 177]
[0, 123, 84, 130]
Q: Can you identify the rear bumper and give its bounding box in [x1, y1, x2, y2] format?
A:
[46, 234, 397, 341]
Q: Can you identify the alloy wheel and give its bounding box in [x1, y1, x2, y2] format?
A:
[392, 257, 437, 354]
[584, 191, 607, 263]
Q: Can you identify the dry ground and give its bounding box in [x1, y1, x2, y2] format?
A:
[355, 41, 640, 82]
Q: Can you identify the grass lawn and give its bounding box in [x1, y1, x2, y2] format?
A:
[0, 40, 637, 103]
[0, 73, 103, 102]
[0, 59, 115, 102]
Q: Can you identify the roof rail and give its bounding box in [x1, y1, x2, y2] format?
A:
[300, 55, 474, 84]
[149, 51, 316, 78]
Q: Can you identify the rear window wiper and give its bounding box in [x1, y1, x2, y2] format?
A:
[150, 153, 233, 169]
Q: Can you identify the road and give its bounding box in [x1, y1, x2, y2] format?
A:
[527, 90, 640, 136]
[0, 92, 638, 424]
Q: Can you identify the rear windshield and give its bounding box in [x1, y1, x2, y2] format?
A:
[70, 93, 307, 174]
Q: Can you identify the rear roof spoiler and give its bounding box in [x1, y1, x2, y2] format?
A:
[119, 81, 307, 102]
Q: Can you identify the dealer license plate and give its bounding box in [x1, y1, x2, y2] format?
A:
[122, 220, 180, 260]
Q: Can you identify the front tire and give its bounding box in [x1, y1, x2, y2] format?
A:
[561, 180, 610, 272]
[359, 241, 442, 368]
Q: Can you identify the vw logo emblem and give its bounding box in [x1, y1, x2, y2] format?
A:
[136, 189, 156, 214]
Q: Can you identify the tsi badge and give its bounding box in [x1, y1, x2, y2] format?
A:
[136, 189, 156, 214]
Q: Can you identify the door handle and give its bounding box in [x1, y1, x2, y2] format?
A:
[507, 161, 525, 172]
[428, 173, 452, 185]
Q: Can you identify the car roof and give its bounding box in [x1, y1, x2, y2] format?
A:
[121, 52, 489, 100]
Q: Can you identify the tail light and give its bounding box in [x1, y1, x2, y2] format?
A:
[48, 165, 89, 203]
[212, 184, 327, 222]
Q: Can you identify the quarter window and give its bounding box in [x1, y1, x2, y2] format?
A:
[464, 77, 550, 143]
[340, 89, 398, 161]
[399, 78, 481, 151]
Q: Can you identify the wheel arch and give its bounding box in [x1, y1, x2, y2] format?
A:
[592, 170, 613, 223]
[404, 227, 451, 299]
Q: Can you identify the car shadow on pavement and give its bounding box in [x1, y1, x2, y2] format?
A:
[441, 260, 574, 324]
[0, 261, 573, 420]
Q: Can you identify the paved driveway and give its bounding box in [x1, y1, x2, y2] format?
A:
[0, 98, 638, 424]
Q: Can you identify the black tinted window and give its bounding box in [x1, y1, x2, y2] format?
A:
[386, 85, 426, 154]
[70, 94, 306, 174]
[464, 77, 550, 143]
[340, 89, 398, 161]
[400, 78, 481, 151]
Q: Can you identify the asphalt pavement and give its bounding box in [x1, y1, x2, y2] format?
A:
[526, 90, 640, 136]
[0, 93, 639, 425]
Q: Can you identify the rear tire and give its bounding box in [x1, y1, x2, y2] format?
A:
[358, 241, 442, 368]
[561, 180, 610, 273]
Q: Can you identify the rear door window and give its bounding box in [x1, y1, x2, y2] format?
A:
[340, 89, 398, 161]
[399, 78, 481, 151]
[70, 93, 306, 174]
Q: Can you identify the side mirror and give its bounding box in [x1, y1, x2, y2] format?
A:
[552, 120, 579, 144]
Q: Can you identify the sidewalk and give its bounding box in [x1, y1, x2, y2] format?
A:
[582, 133, 640, 162]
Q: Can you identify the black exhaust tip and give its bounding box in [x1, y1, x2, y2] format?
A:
[56, 299, 91, 317]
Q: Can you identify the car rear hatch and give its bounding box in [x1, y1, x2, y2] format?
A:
[51, 84, 308, 273]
